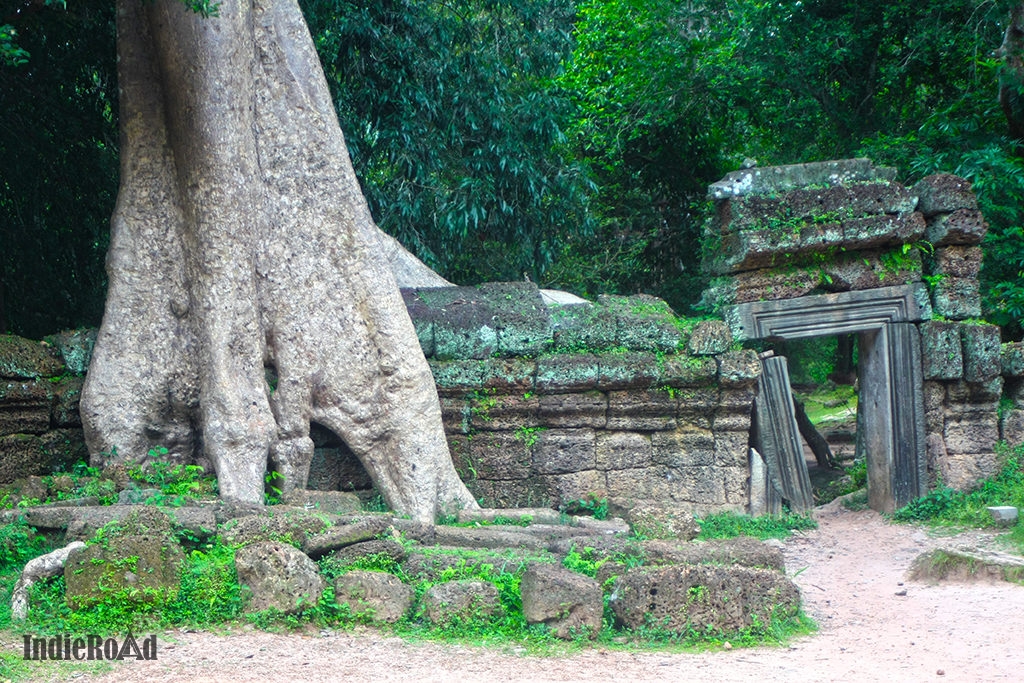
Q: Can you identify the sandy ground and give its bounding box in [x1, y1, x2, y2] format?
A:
[9, 506, 1024, 682]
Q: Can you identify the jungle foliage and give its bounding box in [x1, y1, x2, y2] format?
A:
[1, 0, 1023, 337]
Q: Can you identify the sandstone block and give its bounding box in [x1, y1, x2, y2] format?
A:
[913, 174, 978, 217]
[538, 391, 607, 428]
[919, 321, 963, 380]
[521, 563, 602, 639]
[596, 431, 653, 471]
[422, 580, 502, 626]
[961, 323, 1002, 382]
[932, 277, 981, 320]
[532, 429, 596, 474]
[334, 570, 412, 623]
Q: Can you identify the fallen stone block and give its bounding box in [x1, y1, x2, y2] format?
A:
[521, 562, 602, 639]
[334, 570, 412, 623]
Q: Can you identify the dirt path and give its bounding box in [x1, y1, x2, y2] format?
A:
[15, 506, 1024, 682]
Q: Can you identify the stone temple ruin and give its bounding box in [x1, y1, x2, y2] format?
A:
[1, 159, 1023, 518]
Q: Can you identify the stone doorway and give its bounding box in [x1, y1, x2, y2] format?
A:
[734, 284, 928, 513]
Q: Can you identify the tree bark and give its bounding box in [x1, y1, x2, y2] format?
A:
[79, 0, 476, 522]
[793, 399, 836, 469]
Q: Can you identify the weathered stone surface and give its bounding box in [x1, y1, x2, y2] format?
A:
[610, 563, 800, 634]
[1002, 408, 1024, 446]
[540, 470, 606, 507]
[0, 430, 86, 485]
[416, 287, 501, 360]
[535, 353, 602, 394]
[478, 358, 537, 394]
[715, 431, 751, 468]
[333, 570, 412, 623]
[456, 507, 563, 525]
[606, 390, 676, 431]
[330, 540, 406, 567]
[221, 511, 331, 548]
[428, 360, 489, 396]
[596, 352, 660, 390]
[43, 329, 97, 376]
[0, 380, 52, 435]
[716, 350, 761, 387]
[520, 563, 602, 639]
[626, 503, 700, 540]
[421, 580, 502, 626]
[687, 320, 732, 356]
[235, 541, 324, 613]
[937, 449, 1002, 491]
[729, 284, 930, 341]
[708, 158, 896, 200]
[913, 174, 978, 216]
[642, 537, 785, 571]
[0, 335, 65, 379]
[432, 524, 547, 551]
[601, 294, 682, 352]
[712, 180, 917, 232]
[302, 517, 392, 559]
[925, 209, 987, 246]
[658, 355, 718, 387]
[64, 508, 183, 609]
[469, 392, 539, 432]
[465, 431, 532, 480]
[931, 277, 982, 319]
[538, 391, 607, 428]
[943, 413, 999, 456]
[477, 282, 553, 357]
[533, 429, 596, 475]
[961, 324, 1002, 382]
[1002, 343, 1024, 377]
[732, 267, 821, 303]
[469, 477, 552, 510]
[280, 489, 362, 514]
[920, 321, 964, 380]
[841, 212, 927, 251]
[596, 431, 652, 471]
[549, 304, 618, 353]
[931, 246, 983, 279]
[62, 505, 216, 541]
[651, 429, 716, 467]
[50, 376, 84, 428]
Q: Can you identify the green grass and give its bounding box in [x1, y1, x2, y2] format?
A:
[695, 512, 817, 541]
[892, 443, 1024, 554]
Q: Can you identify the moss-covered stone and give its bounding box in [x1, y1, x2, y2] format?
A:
[0, 335, 65, 379]
[920, 321, 964, 380]
[961, 323, 1002, 382]
[63, 507, 183, 609]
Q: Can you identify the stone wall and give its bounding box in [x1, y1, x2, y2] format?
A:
[704, 158, 1012, 496]
[0, 331, 93, 485]
[0, 159, 1017, 513]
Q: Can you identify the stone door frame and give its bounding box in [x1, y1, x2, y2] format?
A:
[730, 284, 929, 513]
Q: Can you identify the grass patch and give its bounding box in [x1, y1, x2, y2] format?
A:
[892, 443, 1024, 555]
[695, 512, 817, 541]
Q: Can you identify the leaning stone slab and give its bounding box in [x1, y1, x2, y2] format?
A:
[302, 516, 392, 559]
[325, 539, 407, 568]
[235, 541, 324, 614]
[421, 580, 502, 626]
[610, 564, 800, 634]
[334, 570, 412, 623]
[520, 563, 602, 639]
[12, 541, 85, 620]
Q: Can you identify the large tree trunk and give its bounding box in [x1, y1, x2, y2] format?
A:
[79, 0, 476, 522]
